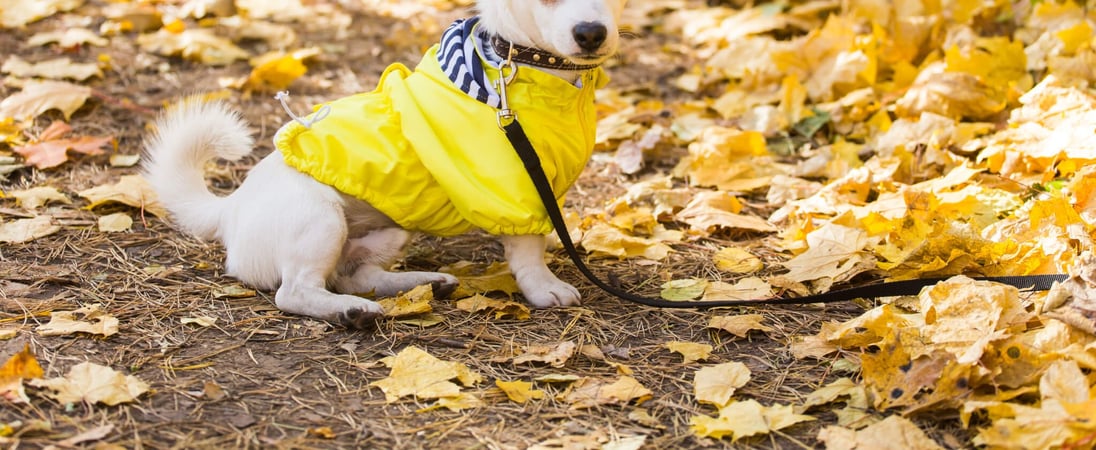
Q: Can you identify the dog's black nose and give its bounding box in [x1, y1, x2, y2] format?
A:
[573, 22, 607, 52]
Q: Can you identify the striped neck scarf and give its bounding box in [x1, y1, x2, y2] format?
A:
[437, 17, 504, 109]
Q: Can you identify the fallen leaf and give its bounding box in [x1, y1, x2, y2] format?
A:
[694, 361, 751, 407]
[660, 279, 709, 301]
[377, 284, 433, 318]
[369, 346, 481, 402]
[109, 154, 141, 167]
[30, 362, 149, 406]
[454, 294, 530, 320]
[181, 316, 217, 327]
[13, 121, 112, 169]
[818, 415, 944, 450]
[37, 304, 119, 337]
[8, 186, 70, 210]
[0, 344, 44, 403]
[137, 28, 249, 65]
[664, 341, 713, 364]
[691, 399, 815, 441]
[26, 28, 108, 47]
[713, 246, 764, 273]
[0, 216, 61, 244]
[708, 314, 773, 337]
[0, 0, 83, 28]
[77, 175, 168, 217]
[417, 392, 484, 412]
[442, 261, 521, 297]
[702, 277, 773, 301]
[562, 376, 653, 409]
[513, 341, 576, 368]
[1, 56, 102, 81]
[97, 212, 132, 232]
[243, 50, 310, 91]
[496, 379, 546, 404]
[212, 284, 256, 298]
[0, 80, 92, 121]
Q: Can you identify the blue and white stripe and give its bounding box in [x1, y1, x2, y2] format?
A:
[437, 17, 502, 108]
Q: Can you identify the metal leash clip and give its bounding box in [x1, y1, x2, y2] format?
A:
[495, 42, 519, 129]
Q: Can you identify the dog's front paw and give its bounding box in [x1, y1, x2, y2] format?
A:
[519, 274, 581, 308]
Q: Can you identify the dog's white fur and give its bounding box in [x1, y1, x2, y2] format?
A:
[143, 0, 626, 328]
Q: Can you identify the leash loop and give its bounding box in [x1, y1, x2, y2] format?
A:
[275, 91, 330, 129]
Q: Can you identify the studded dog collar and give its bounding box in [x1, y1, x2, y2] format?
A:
[489, 34, 602, 71]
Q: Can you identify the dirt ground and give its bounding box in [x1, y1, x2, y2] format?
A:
[0, 2, 945, 448]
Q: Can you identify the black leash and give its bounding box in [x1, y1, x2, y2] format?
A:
[501, 119, 1067, 308]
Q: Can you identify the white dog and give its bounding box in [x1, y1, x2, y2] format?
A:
[143, 0, 626, 328]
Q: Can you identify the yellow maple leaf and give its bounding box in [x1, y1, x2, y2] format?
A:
[0, 0, 82, 28]
[0, 344, 44, 403]
[693, 361, 751, 407]
[441, 261, 521, 298]
[691, 399, 814, 442]
[377, 284, 434, 318]
[495, 379, 545, 404]
[664, 341, 712, 364]
[369, 346, 481, 403]
[713, 247, 763, 274]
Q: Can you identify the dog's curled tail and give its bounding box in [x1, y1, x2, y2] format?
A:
[142, 98, 253, 240]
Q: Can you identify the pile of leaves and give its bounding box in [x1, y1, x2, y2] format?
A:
[2, 0, 1096, 447]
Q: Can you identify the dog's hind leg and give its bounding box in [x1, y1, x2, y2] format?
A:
[333, 228, 459, 299]
[274, 216, 385, 329]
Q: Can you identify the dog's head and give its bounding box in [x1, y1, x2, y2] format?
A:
[477, 0, 627, 66]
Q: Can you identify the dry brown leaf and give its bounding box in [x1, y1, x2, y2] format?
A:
[0, 216, 61, 244]
[513, 341, 576, 368]
[708, 314, 773, 337]
[30, 361, 149, 406]
[77, 175, 168, 217]
[8, 186, 70, 210]
[454, 294, 530, 320]
[13, 121, 111, 169]
[0, 80, 92, 121]
[562, 376, 653, 409]
[136, 28, 249, 65]
[818, 415, 944, 450]
[97, 212, 133, 232]
[0, 0, 83, 28]
[37, 304, 119, 337]
[26, 28, 108, 47]
[1, 56, 102, 81]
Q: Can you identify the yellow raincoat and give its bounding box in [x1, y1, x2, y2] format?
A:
[275, 46, 606, 236]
